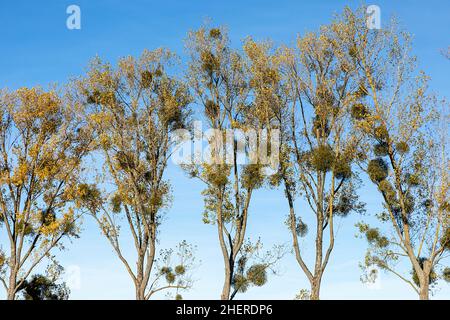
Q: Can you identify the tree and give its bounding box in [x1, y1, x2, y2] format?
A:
[18, 274, 69, 300]
[333, 7, 450, 299]
[17, 264, 70, 300]
[184, 26, 281, 299]
[356, 102, 449, 299]
[76, 49, 195, 300]
[0, 87, 91, 300]
[230, 239, 284, 300]
[260, 14, 365, 299]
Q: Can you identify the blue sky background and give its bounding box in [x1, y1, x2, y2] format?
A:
[0, 0, 449, 299]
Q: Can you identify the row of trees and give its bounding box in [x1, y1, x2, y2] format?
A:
[0, 7, 448, 300]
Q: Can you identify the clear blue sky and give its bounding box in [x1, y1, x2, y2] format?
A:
[0, 0, 449, 299]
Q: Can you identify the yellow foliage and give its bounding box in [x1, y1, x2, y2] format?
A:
[11, 162, 28, 186]
[39, 217, 61, 236]
[89, 112, 112, 125]
[99, 133, 111, 149]
[13, 88, 61, 126]
[63, 208, 75, 224]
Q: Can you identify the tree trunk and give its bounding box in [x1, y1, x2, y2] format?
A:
[419, 281, 429, 300]
[310, 275, 322, 300]
[311, 204, 324, 300]
[7, 268, 17, 300]
[418, 264, 430, 300]
[220, 262, 232, 300]
[135, 255, 145, 300]
[6, 289, 16, 300]
[7, 288, 16, 300]
[418, 259, 431, 300]
[135, 284, 145, 300]
[217, 196, 233, 300]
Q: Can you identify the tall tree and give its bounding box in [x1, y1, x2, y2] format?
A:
[185, 26, 281, 299]
[266, 16, 365, 299]
[17, 265, 70, 301]
[76, 49, 195, 300]
[0, 87, 90, 299]
[328, 7, 449, 299]
[18, 274, 69, 300]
